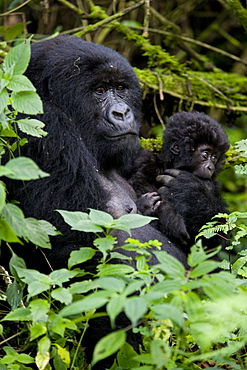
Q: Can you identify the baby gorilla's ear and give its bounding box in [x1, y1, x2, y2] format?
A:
[170, 140, 180, 155]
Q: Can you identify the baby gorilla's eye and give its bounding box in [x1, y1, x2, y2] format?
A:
[211, 154, 218, 163]
[201, 151, 209, 160]
[96, 87, 105, 94]
[116, 85, 125, 91]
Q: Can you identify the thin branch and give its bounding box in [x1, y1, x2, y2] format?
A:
[56, 0, 84, 16]
[0, 0, 31, 16]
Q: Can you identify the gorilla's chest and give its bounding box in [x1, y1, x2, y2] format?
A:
[100, 171, 137, 218]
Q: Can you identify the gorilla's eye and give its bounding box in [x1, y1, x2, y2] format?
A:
[211, 154, 218, 163]
[202, 151, 209, 160]
[116, 85, 125, 91]
[96, 87, 106, 94]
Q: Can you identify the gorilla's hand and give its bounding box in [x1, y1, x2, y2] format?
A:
[156, 169, 182, 186]
[137, 192, 161, 216]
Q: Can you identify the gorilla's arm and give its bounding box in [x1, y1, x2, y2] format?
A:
[157, 170, 228, 249]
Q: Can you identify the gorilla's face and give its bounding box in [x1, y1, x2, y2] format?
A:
[30, 37, 142, 171]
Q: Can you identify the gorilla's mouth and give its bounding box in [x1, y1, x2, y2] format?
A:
[105, 131, 138, 139]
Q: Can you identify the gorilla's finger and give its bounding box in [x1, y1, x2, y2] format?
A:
[164, 169, 181, 177]
[156, 174, 174, 185]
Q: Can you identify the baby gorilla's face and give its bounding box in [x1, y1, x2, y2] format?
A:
[191, 144, 219, 179]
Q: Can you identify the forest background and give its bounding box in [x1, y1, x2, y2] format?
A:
[1, 1, 247, 369]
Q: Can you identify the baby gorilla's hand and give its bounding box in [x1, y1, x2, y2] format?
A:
[156, 169, 182, 186]
[136, 192, 161, 216]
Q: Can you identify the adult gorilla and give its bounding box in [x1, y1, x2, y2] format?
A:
[3, 35, 187, 272]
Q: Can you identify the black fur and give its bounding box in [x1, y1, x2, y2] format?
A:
[130, 111, 230, 251]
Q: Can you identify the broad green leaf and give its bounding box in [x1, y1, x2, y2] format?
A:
[184, 291, 202, 321]
[107, 295, 125, 327]
[152, 303, 184, 328]
[30, 322, 47, 341]
[117, 342, 140, 369]
[68, 280, 99, 294]
[25, 218, 51, 249]
[97, 277, 125, 292]
[12, 90, 43, 114]
[4, 22, 25, 41]
[92, 330, 126, 366]
[51, 287, 72, 305]
[149, 280, 182, 294]
[9, 253, 26, 281]
[14, 266, 51, 285]
[89, 208, 114, 226]
[68, 247, 96, 269]
[93, 235, 116, 257]
[97, 264, 134, 276]
[49, 268, 78, 285]
[17, 118, 47, 137]
[54, 344, 70, 367]
[8, 74, 36, 92]
[4, 157, 49, 180]
[60, 291, 111, 317]
[38, 220, 60, 236]
[29, 299, 49, 322]
[125, 297, 147, 325]
[0, 217, 21, 242]
[3, 40, 30, 75]
[2, 203, 27, 238]
[0, 181, 6, 212]
[38, 336, 51, 356]
[71, 219, 103, 233]
[35, 351, 50, 370]
[56, 210, 88, 228]
[6, 280, 23, 309]
[117, 213, 156, 229]
[190, 260, 220, 278]
[0, 88, 9, 112]
[154, 251, 185, 279]
[1, 307, 31, 321]
[27, 281, 50, 298]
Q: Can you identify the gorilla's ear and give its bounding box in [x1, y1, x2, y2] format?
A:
[170, 140, 180, 155]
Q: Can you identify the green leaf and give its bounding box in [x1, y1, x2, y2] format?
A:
[151, 303, 184, 328]
[125, 297, 147, 325]
[190, 260, 220, 278]
[0, 88, 9, 113]
[8, 74, 36, 92]
[89, 208, 114, 225]
[3, 40, 30, 75]
[68, 247, 96, 269]
[25, 218, 52, 249]
[12, 91, 43, 114]
[60, 291, 111, 317]
[1, 307, 31, 321]
[28, 281, 50, 298]
[4, 157, 49, 180]
[93, 235, 116, 257]
[0, 217, 21, 242]
[6, 280, 23, 309]
[51, 287, 72, 305]
[38, 335, 51, 356]
[56, 210, 88, 227]
[154, 251, 185, 279]
[92, 330, 126, 366]
[111, 213, 156, 233]
[97, 264, 134, 276]
[17, 118, 47, 137]
[2, 203, 27, 238]
[49, 268, 78, 285]
[117, 342, 140, 368]
[29, 299, 49, 322]
[30, 322, 47, 341]
[0, 181, 6, 212]
[97, 277, 125, 292]
[107, 295, 125, 327]
[71, 219, 103, 233]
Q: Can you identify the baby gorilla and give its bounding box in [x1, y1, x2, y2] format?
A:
[130, 111, 230, 252]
